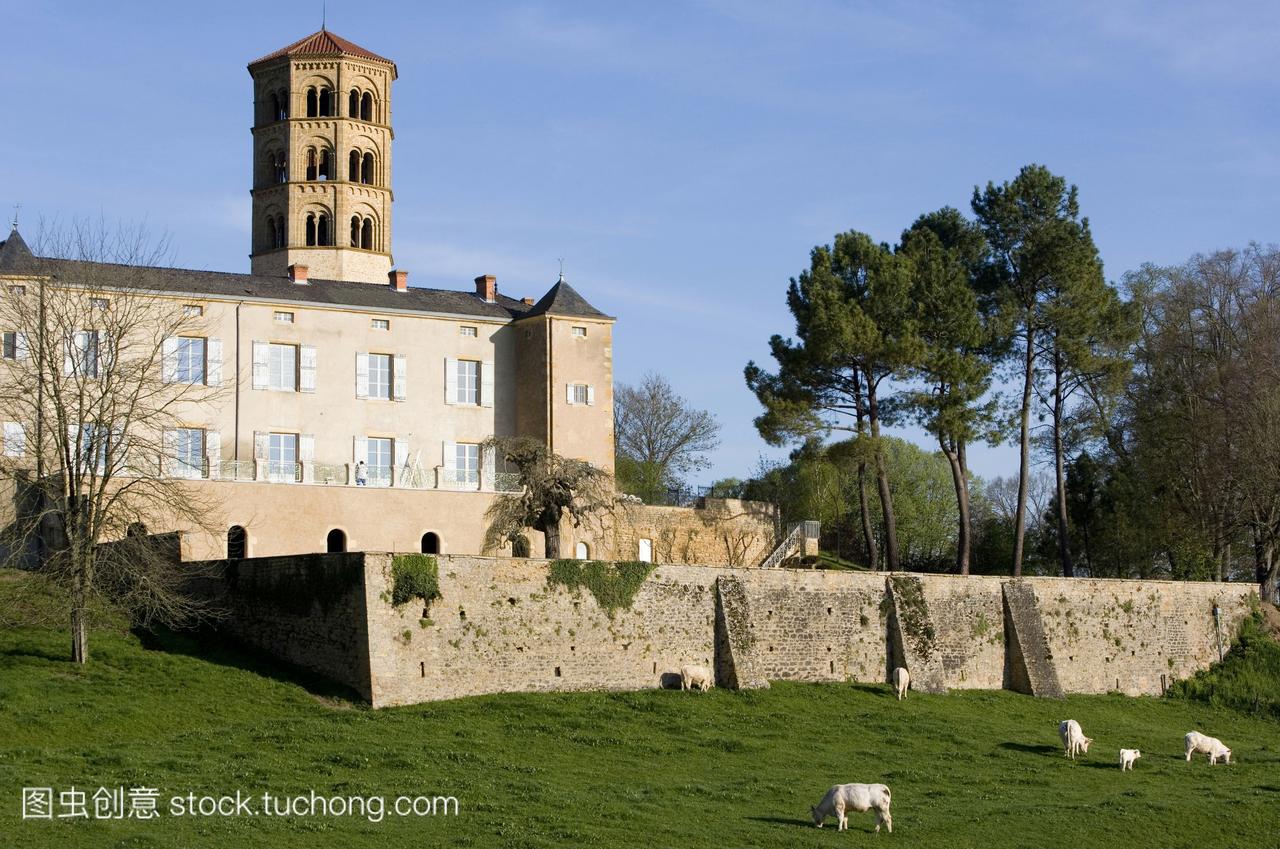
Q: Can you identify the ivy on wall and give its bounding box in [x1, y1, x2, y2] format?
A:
[391, 554, 441, 607]
[547, 559, 656, 616]
[889, 575, 937, 661]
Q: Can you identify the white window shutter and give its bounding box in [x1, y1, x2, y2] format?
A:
[299, 345, 317, 393]
[566, 383, 575, 405]
[482, 444, 495, 490]
[393, 436, 407, 469]
[99, 333, 112, 377]
[443, 441, 457, 481]
[207, 338, 222, 386]
[205, 429, 221, 478]
[587, 384, 595, 406]
[161, 337, 178, 383]
[251, 341, 268, 389]
[15, 333, 28, 361]
[299, 433, 315, 462]
[253, 430, 268, 459]
[444, 357, 458, 404]
[355, 352, 369, 399]
[481, 360, 494, 408]
[163, 429, 178, 476]
[353, 435, 368, 464]
[393, 354, 407, 401]
[3, 421, 24, 457]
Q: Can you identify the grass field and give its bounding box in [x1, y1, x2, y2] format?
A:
[2, 578, 1278, 848]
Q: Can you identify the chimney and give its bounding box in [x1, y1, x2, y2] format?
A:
[389, 269, 408, 292]
[475, 274, 497, 303]
[287, 264, 309, 284]
[521, 297, 535, 305]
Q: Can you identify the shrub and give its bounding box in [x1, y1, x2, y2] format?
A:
[391, 554, 440, 607]
[1167, 614, 1280, 721]
[547, 559, 655, 615]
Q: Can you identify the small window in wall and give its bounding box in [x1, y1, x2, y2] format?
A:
[569, 383, 590, 405]
[274, 311, 294, 324]
[571, 326, 587, 337]
[2, 331, 19, 360]
[227, 525, 247, 559]
[459, 326, 477, 337]
[575, 541, 589, 560]
[10, 285, 26, 296]
[638, 538, 653, 563]
[90, 298, 109, 311]
[326, 528, 346, 553]
[371, 318, 389, 330]
[183, 304, 204, 317]
[421, 532, 440, 554]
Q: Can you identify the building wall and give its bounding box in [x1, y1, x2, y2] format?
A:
[598, 499, 778, 566]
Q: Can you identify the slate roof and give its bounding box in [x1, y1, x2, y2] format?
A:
[249, 30, 396, 72]
[521, 277, 613, 320]
[0, 229, 34, 274]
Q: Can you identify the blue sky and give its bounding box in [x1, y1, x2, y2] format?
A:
[2, 1, 1277, 484]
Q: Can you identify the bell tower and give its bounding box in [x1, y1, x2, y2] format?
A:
[248, 30, 396, 282]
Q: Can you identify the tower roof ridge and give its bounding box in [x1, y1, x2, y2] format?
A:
[249, 30, 396, 75]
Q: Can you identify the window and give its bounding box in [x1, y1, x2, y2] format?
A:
[571, 326, 587, 337]
[371, 319, 389, 331]
[10, 285, 25, 296]
[575, 541, 589, 560]
[638, 538, 653, 563]
[570, 383, 589, 405]
[459, 326, 477, 337]
[421, 532, 440, 554]
[268, 343, 297, 391]
[456, 443, 480, 485]
[183, 304, 204, 317]
[274, 311, 294, 324]
[77, 424, 110, 471]
[227, 525, 247, 559]
[268, 432, 298, 481]
[367, 436, 392, 486]
[172, 428, 205, 478]
[327, 529, 346, 553]
[90, 298, 108, 311]
[2, 332, 18, 360]
[70, 330, 100, 377]
[367, 353, 391, 400]
[174, 337, 206, 384]
[456, 360, 479, 404]
[3, 422, 24, 457]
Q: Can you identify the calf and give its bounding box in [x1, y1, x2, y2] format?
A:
[679, 664, 713, 692]
[892, 667, 910, 701]
[1058, 719, 1093, 760]
[1119, 749, 1141, 771]
[1185, 731, 1231, 764]
[811, 783, 892, 833]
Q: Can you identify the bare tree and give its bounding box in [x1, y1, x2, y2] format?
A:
[482, 436, 616, 559]
[0, 218, 221, 662]
[614, 372, 721, 502]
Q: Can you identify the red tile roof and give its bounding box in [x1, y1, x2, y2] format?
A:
[249, 30, 395, 72]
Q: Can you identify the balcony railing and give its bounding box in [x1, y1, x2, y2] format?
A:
[266, 461, 301, 483]
[172, 456, 521, 493]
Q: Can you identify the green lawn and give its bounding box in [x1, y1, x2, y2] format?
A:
[2, 590, 1278, 848]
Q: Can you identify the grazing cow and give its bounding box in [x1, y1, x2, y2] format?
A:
[1058, 719, 1094, 760]
[810, 783, 893, 833]
[680, 664, 713, 692]
[1119, 749, 1141, 771]
[892, 667, 910, 701]
[1184, 731, 1231, 764]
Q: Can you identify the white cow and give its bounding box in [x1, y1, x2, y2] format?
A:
[893, 667, 910, 701]
[1185, 731, 1231, 764]
[680, 664, 713, 692]
[810, 783, 893, 833]
[1119, 749, 1141, 771]
[1058, 719, 1093, 759]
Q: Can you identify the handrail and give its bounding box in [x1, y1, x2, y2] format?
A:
[759, 522, 805, 569]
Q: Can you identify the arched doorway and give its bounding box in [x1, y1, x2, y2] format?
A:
[421, 532, 440, 554]
[326, 529, 347, 553]
[227, 525, 247, 559]
[574, 541, 589, 560]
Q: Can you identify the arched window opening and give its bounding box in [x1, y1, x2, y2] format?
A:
[361, 92, 373, 122]
[268, 93, 280, 124]
[326, 528, 346, 553]
[318, 149, 332, 180]
[350, 215, 361, 247]
[228, 525, 247, 559]
[348, 88, 360, 118]
[349, 149, 360, 182]
[276, 89, 289, 120]
[421, 532, 440, 554]
[305, 213, 316, 247]
[361, 152, 374, 185]
[268, 218, 279, 250]
[306, 87, 318, 118]
[305, 148, 317, 181]
[318, 87, 333, 117]
[317, 214, 331, 247]
[276, 216, 286, 247]
[575, 541, 589, 560]
[361, 218, 374, 250]
[273, 152, 287, 184]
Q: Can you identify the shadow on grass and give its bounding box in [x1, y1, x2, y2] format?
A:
[998, 742, 1059, 755]
[848, 683, 894, 699]
[0, 644, 71, 662]
[133, 625, 364, 705]
[745, 815, 812, 829]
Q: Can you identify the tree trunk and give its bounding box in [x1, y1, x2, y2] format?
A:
[1012, 323, 1035, 576]
[866, 382, 899, 571]
[857, 462, 878, 571]
[1052, 346, 1074, 578]
[70, 567, 88, 664]
[543, 521, 562, 559]
[941, 436, 970, 575]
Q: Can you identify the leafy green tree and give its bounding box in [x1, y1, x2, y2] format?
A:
[746, 232, 921, 570]
[972, 164, 1106, 576]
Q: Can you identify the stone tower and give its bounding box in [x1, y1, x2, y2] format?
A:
[248, 30, 396, 282]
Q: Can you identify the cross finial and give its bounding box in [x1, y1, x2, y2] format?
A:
[321, 1, 326, 31]
[557, 256, 565, 283]
[9, 203, 18, 231]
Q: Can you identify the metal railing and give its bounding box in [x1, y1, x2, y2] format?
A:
[266, 461, 301, 483]
[218, 460, 256, 481]
[312, 463, 349, 485]
[759, 522, 807, 570]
